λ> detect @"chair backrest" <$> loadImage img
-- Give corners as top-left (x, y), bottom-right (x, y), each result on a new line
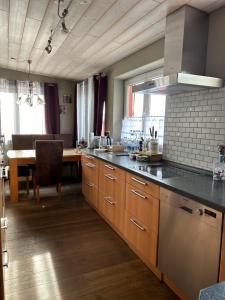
top-left (34, 140), bottom-right (63, 186)
top-left (12, 134), bottom-right (54, 150)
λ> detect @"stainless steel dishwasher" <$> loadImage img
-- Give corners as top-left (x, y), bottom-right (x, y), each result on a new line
top-left (158, 188), bottom-right (222, 300)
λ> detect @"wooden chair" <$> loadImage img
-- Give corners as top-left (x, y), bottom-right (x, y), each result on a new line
top-left (18, 167), bottom-right (30, 195)
top-left (33, 140), bottom-right (63, 202)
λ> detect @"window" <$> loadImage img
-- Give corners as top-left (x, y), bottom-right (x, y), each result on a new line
top-left (0, 92), bottom-right (18, 143)
top-left (19, 100), bottom-right (45, 134)
top-left (0, 79), bottom-right (45, 144)
top-left (122, 70), bottom-right (166, 150)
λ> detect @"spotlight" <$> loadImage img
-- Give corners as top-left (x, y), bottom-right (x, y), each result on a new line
top-left (45, 36), bottom-right (52, 54)
top-left (62, 8), bottom-right (68, 18)
top-left (61, 20), bottom-right (69, 33)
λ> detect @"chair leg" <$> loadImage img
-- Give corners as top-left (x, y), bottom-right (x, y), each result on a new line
top-left (36, 185), bottom-right (40, 203)
top-left (57, 183), bottom-right (62, 199)
top-left (26, 176), bottom-right (29, 195)
top-left (33, 176), bottom-right (36, 197)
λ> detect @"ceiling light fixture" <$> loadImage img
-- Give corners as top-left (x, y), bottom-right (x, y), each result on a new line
top-left (61, 19), bottom-right (69, 33)
top-left (17, 60), bottom-right (45, 107)
top-left (45, 0), bottom-right (71, 54)
top-left (58, 0), bottom-right (69, 33)
top-left (45, 30), bottom-right (53, 54)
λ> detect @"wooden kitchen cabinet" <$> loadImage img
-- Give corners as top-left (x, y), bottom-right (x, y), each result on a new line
top-left (0, 174), bottom-right (7, 300)
top-left (126, 172), bottom-right (159, 198)
top-left (219, 214), bottom-right (225, 281)
top-left (81, 155), bottom-right (161, 276)
top-left (125, 183), bottom-right (159, 233)
top-left (124, 210), bottom-right (158, 267)
top-left (124, 172), bottom-right (160, 268)
top-left (98, 161), bottom-right (125, 234)
top-left (81, 154), bottom-right (99, 208)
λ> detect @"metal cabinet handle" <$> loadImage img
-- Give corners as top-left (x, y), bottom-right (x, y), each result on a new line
top-left (130, 218), bottom-right (145, 231)
top-left (104, 196), bottom-right (116, 205)
top-left (1, 217), bottom-right (8, 229)
top-left (179, 206), bottom-right (193, 214)
top-left (85, 162), bottom-right (95, 168)
top-left (86, 183), bottom-right (94, 188)
top-left (105, 164), bottom-right (115, 170)
top-left (131, 189), bottom-right (147, 199)
top-left (104, 174), bottom-right (116, 180)
top-left (86, 155), bottom-right (94, 160)
top-left (131, 177), bottom-right (147, 186)
top-left (2, 250), bottom-right (9, 268)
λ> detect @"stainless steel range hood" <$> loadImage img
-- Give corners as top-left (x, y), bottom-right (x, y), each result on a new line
top-left (133, 6), bottom-right (224, 96)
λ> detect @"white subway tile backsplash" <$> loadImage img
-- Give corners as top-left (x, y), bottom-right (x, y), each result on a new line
top-left (164, 87), bottom-right (225, 171)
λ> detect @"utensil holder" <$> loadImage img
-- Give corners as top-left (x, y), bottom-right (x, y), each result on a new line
top-left (149, 139), bottom-right (159, 154)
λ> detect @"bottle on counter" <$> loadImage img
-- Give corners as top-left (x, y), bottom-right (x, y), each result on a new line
top-left (213, 144), bottom-right (225, 180)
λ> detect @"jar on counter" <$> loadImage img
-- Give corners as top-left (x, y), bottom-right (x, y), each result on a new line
top-left (149, 139), bottom-right (159, 154)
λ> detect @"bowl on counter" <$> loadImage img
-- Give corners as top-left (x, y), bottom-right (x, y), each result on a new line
top-left (129, 152), bottom-right (137, 160)
top-left (136, 154), bottom-right (150, 162)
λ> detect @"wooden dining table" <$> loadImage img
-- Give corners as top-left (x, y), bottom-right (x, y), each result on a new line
top-left (7, 149), bottom-right (82, 202)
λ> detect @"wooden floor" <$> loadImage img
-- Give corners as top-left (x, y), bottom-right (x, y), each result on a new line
top-left (4, 182), bottom-right (178, 300)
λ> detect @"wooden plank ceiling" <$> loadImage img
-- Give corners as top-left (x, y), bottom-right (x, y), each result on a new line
top-left (0, 0), bottom-right (224, 80)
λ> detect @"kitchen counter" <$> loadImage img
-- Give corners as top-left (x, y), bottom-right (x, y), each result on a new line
top-left (83, 149), bottom-right (225, 212)
top-left (199, 282), bottom-right (225, 300)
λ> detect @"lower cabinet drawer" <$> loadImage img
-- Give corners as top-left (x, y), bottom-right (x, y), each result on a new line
top-left (98, 191), bottom-right (124, 233)
top-left (82, 180), bottom-right (98, 208)
top-left (126, 183), bottom-right (159, 232)
top-left (126, 172), bottom-right (159, 198)
top-left (98, 191), bottom-right (116, 225)
top-left (82, 158), bottom-right (99, 187)
top-left (124, 211), bottom-right (158, 267)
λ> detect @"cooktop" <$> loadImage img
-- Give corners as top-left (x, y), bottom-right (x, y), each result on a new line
top-left (133, 164), bottom-right (198, 179)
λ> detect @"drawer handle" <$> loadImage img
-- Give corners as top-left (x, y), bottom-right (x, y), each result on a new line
top-left (86, 183), bottom-right (94, 188)
top-left (179, 206), bottom-right (193, 214)
top-left (2, 250), bottom-right (9, 268)
top-left (131, 189), bottom-right (147, 199)
top-left (1, 217), bottom-right (8, 229)
top-left (130, 218), bottom-right (145, 231)
top-left (105, 164), bottom-right (115, 170)
top-left (85, 162), bottom-right (95, 168)
top-left (131, 177), bottom-right (147, 186)
top-left (86, 155), bottom-right (94, 160)
top-left (104, 174), bottom-right (116, 180)
top-left (104, 197), bottom-right (116, 205)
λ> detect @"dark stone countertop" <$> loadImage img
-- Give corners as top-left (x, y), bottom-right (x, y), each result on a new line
top-left (199, 282), bottom-right (225, 300)
top-left (83, 149), bottom-right (225, 213)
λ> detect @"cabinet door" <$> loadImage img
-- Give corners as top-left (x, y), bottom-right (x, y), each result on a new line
top-left (82, 160), bottom-right (99, 186)
top-left (0, 178), bottom-right (5, 300)
top-left (126, 183), bottom-right (159, 233)
top-left (126, 172), bottom-right (159, 198)
top-left (82, 180), bottom-right (98, 208)
top-left (124, 211), bottom-right (158, 267)
top-left (98, 191), bottom-right (116, 224)
top-left (99, 162), bottom-right (125, 233)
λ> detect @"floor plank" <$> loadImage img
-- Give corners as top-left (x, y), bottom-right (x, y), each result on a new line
top-left (4, 182), bottom-right (178, 300)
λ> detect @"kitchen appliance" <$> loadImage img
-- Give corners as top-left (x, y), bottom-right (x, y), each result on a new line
top-left (133, 6), bottom-right (224, 96)
top-left (133, 164), bottom-right (199, 179)
top-left (158, 189), bottom-right (222, 300)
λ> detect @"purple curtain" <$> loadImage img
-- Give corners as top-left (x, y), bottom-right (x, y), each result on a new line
top-left (73, 84), bottom-right (77, 147)
top-left (44, 83), bottom-right (60, 134)
top-left (93, 74), bottom-right (107, 136)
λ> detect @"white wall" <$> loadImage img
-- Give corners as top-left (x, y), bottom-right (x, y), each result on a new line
top-left (163, 88), bottom-right (225, 170)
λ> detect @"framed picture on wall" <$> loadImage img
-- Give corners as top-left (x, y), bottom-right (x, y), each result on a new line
top-left (63, 95), bottom-right (72, 103)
